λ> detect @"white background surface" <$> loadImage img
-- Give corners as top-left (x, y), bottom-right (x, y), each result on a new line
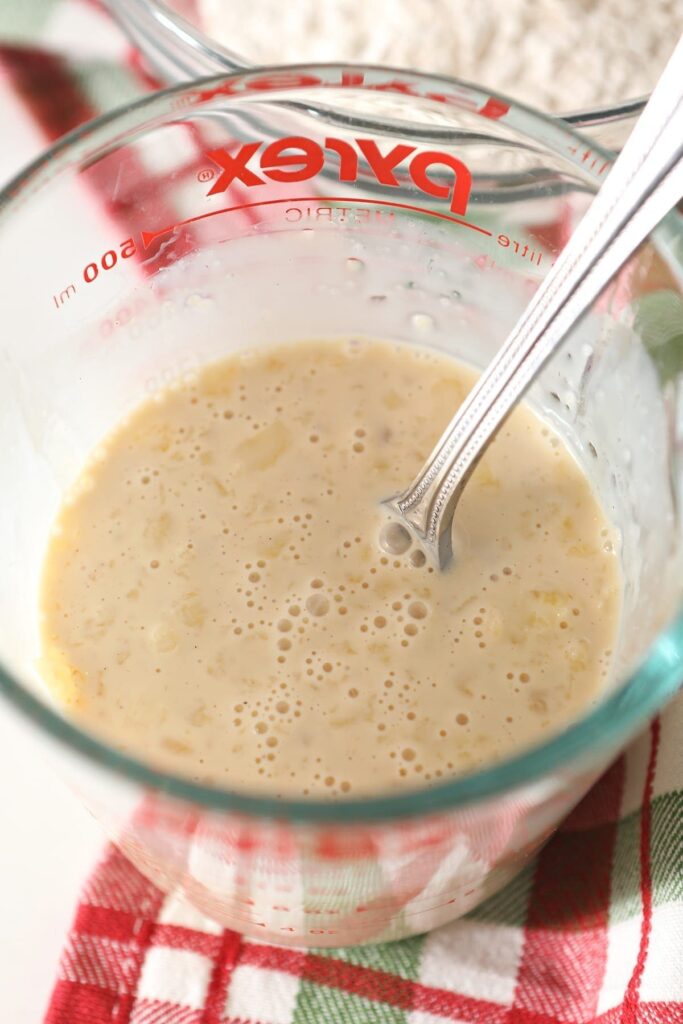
top-left (0, 707), bottom-right (103, 1021)
top-left (0, 82), bottom-right (104, 1022)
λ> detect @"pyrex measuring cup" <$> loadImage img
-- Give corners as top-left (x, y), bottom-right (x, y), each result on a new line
top-left (0, 67), bottom-right (682, 946)
top-left (107, 0), bottom-right (652, 150)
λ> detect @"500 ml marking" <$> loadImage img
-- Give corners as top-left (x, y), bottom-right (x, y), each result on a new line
top-left (52, 237), bottom-right (137, 310)
top-left (53, 283), bottom-right (76, 308)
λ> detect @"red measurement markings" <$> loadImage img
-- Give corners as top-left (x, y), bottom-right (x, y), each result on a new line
top-left (568, 145), bottom-right (611, 177)
top-left (497, 232), bottom-right (544, 266)
top-left (284, 205), bottom-right (394, 224)
top-left (188, 68), bottom-right (509, 124)
top-left (82, 238), bottom-right (138, 285)
top-left (139, 195), bottom-right (493, 249)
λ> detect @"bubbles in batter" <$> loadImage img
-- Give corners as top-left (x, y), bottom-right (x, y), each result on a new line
top-left (379, 521), bottom-right (413, 556)
top-left (39, 337), bottom-right (621, 798)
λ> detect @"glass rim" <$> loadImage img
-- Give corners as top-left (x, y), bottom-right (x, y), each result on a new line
top-left (0, 64), bottom-right (681, 824)
top-left (125, 0), bottom-right (650, 127)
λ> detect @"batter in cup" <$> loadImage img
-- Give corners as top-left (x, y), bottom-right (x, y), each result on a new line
top-left (39, 337), bottom-right (620, 797)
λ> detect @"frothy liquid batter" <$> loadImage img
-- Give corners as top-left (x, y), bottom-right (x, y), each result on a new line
top-left (40, 339), bottom-right (620, 797)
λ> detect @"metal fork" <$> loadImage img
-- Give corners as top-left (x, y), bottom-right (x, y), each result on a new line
top-left (384, 34), bottom-right (683, 569)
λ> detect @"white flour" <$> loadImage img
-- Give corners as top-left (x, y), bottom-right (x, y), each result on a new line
top-left (197, 0), bottom-right (680, 111)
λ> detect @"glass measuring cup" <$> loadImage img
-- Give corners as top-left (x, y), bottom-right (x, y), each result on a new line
top-left (107, 0), bottom-right (652, 150)
top-left (0, 66), bottom-right (682, 947)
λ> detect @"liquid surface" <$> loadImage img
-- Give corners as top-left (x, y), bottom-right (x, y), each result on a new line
top-left (40, 339), bottom-right (621, 797)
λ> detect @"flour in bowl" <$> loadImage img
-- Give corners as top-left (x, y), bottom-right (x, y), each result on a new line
top-left (197, 0), bottom-right (679, 112)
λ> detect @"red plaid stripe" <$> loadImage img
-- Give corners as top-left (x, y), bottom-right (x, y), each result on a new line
top-left (622, 720), bottom-right (661, 1022)
top-left (131, 1006), bottom-right (203, 1023)
top-left (509, 757), bottom-right (627, 1022)
top-left (43, 721), bottom-right (682, 1024)
top-left (46, 849), bottom-right (165, 1024)
top-left (201, 932), bottom-right (243, 1024)
top-left (0, 40), bottom-right (198, 276)
top-left (0, 46), bottom-right (95, 140)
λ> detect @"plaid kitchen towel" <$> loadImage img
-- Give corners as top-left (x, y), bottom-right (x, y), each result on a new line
top-left (0, 3), bottom-right (681, 1022)
top-left (42, 710), bottom-right (682, 1024)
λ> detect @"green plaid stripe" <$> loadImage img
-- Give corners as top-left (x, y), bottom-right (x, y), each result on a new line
top-left (73, 60), bottom-right (145, 115)
top-left (610, 812), bottom-right (642, 925)
top-left (319, 932), bottom-right (425, 979)
top-left (611, 791), bottom-right (683, 924)
top-left (650, 791), bottom-right (683, 906)
top-left (291, 913), bottom-right (425, 1020)
top-left (0, 0), bottom-right (55, 42)
top-left (295, 982), bottom-right (409, 1024)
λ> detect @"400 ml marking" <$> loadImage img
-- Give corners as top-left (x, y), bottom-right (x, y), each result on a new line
top-left (52, 237), bottom-right (137, 310)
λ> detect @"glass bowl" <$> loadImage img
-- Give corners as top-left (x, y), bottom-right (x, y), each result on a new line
top-left (0, 65), bottom-right (682, 947)
top-left (105, 0), bottom-right (652, 150)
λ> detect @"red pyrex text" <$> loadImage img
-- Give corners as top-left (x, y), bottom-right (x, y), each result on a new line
top-left (205, 136), bottom-right (473, 216)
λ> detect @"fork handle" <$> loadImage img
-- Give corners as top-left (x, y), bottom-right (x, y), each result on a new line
top-left (389, 34), bottom-right (683, 569)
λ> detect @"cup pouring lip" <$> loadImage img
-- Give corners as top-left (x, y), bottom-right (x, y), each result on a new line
top-left (104, 0), bottom-right (651, 133)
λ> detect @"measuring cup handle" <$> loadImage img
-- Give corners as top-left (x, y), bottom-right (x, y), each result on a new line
top-left (104, 0), bottom-right (252, 84)
top-left (389, 34), bottom-right (683, 568)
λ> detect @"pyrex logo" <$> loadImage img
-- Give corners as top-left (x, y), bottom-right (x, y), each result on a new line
top-left (205, 135), bottom-right (473, 216)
